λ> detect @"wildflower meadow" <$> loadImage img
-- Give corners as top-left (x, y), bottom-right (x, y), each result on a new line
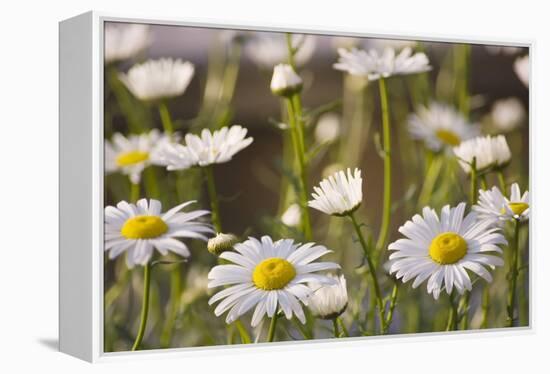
top-left (103, 22), bottom-right (530, 352)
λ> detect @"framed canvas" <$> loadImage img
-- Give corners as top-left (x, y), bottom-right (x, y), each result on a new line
top-left (59, 11), bottom-right (532, 362)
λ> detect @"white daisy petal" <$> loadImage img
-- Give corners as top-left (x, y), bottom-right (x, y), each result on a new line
top-left (208, 283), bottom-right (254, 305)
top-left (157, 125), bottom-right (253, 170)
top-left (453, 135), bottom-right (512, 174)
top-left (246, 33), bottom-right (315, 69)
top-left (251, 296), bottom-right (268, 327)
top-left (105, 24), bottom-right (150, 63)
top-left (334, 46), bottom-right (430, 80)
top-left (265, 291), bottom-right (278, 318)
top-left (119, 58), bottom-right (194, 101)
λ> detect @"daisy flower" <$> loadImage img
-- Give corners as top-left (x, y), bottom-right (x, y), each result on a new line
top-left (104, 23), bottom-right (150, 64)
top-left (490, 97), bottom-right (525, 133)
top-left (157, 125), bottom-right (253, 170)
top-left (453, 135), bottom-right (511, 174)
top-left (514, 55), bottom-right (529, 87)
top-left (104, 199), bottom-right (213, 267)
top-left (388, 203), bottom-right (506, 299)
top-left (474, 183), bottom-right (530, 225)
top-left (308, 168), bottom-right (362, 216)
top-left (333, 47), bottom-right (431, 80)
top-left (105, 129), bottom-right (172, 184)
top-left (208, 236), bottom-right (340, 326)
top-left (407, 102), bottom-right (480, 152)
top-left (307, 274), bottom-right (348, 320)
top-left (245, 33), bottom-right (316, 69)
top-left (119, 58), bottom-right (195, 101)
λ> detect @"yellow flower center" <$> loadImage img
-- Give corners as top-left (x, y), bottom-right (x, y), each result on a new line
top-left (121, 215), bottom-right (168, 239)
top-left (116, 151), bottom-right (149, 167)
top-left (429, 232), bottom-right (468, 264)
top-left (504, 202), bottom-right (529, 216)
top-left (436, 130), bottom-right (461, 146)
top-left (252, 258), bottom-right (296, 290)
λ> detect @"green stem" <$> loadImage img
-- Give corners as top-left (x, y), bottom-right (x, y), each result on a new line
top-left (332, 319), bottom-right (341, 338)
top-left (385, 283), bottom-right (399, 329)
top-left (506, 219), bottom-right (521, 327)
top-left (455, 44), bottom-right (471, 118)
top-left (234, 320), bottom-right (251, 344)
top-left (497, 169), bottom-right (507, 192)
top-left (226, 324), bottom-right (235, 345)
top-left (160, 264), bottom-right (183, 348)
top-left (445, 293), bottom-right (458, 331)
top-left (267, 314), bottom-right (279, 342)
top-left (480, 284), bottom-right (490, 329)
top-left (337, 317), bottom-right (349, 337)
top-left (107, 66), bottom-right (145, 133)
top-left (220, 42), bottom-right (242, 106)
top-left (130, 182), bottom-right (140, 203)
top-left (131, 263), bottom-right (152, 351)
top-left (459, 291), bottom-right (471, 330)
top-left (285, 33), bottom-right (296, 69)
top-left (293, 317), bottom-right (313, 340)
top-left (375, 77), bottom-right (392, 254)
top-left (285, 96), bottom-right (313, 241)
top-left (349, 213), bottom-right (387, 334)
top-left (144, 167), bottom-right (160, 200)
top-left (470, 157), bottom-right (478, 206)
top-left (480, 175), bottom-right (488, 190)
top-left (204, 166), bottom-right (222, 233)
top-left (158, 101), bottom-right (174, 135)
top-left (418, 153), bottom-right (443, 208)
top-left (518, 250), bottom-right (528, 326)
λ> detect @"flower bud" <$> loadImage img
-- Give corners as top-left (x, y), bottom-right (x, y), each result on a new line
top-left (314, 113), bottom-right (341, 144)
top-left (270, 63), bottom-right (303, 97)
top-left (281, 203), bottom-right (301, 227)
top-left (307, 274), bottom-right (348, 320)
top-left (207, 233), bottom-right (238, 256)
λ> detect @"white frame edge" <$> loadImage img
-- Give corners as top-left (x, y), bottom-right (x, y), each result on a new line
top-left (58, 10), bottom-right (534, 363)
top-left (59, 10), bottom-right (102, 363)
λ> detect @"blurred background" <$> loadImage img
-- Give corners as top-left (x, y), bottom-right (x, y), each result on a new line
top-left (104, 22), bottom-right (529, 351)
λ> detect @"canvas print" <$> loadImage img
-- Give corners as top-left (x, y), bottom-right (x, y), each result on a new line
top-left (103, 21), bottom-right (530, 352)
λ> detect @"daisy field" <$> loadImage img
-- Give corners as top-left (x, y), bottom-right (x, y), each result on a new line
top-left (103, 22), bottom-right (530, 352)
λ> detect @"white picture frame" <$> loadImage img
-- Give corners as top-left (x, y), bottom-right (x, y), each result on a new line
top-left (59, 10), bottom-right (533, 363)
